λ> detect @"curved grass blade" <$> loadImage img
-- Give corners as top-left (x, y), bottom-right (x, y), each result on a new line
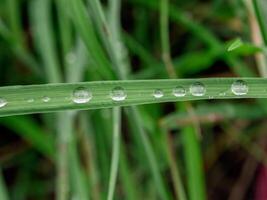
top-left (0, 78), bottom-right (266, 117)
top-left (0, 116), bottom-right (55, 158)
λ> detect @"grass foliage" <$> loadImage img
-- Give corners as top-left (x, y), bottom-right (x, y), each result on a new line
top-left (0, 0), bottom-right (267, 199)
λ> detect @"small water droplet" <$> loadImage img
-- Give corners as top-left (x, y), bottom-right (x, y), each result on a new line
top-left (208, 96), bottom-right (214, 99)
top-left (111, 87), bottom-right (127, 101)
top-left (190, 82), bottom-right (206, 96)
top-left (27, 98), bottom-right (34, 103)
top-left (0, 98), bottom-right (7, 108)
top-left (173, 86), bottom-right (186, 97)
top-left (219, 92), bottom-right (226, 96)
top-left (231, 80), bottom-right (248, 95)
top-left (72, 87), bottom-right (92, 104)
top-left (153, 89), bottom-right (164, 99)
top-left (42, 96), bottom-right (50, 102)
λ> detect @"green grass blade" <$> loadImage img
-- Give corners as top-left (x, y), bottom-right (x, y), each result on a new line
top-left (6, 0), bottom-right (23, 45)
top-left (0, 116), bottom-right (54, 158)
top-left (119, 143), bottom-right (141, 200)
top-left (0, 169), bottom-right (9, 200)
top-left (67, 113), bottom-right (89, 200)
top-left (126, 107), bottom-right (170, 200)
top-left (160, 0), bottom-right (176, 79)
top-left (0, 78), bottom-right (267, 117)
top-left (161, 127), bottom-right (187, 200)
top-left (252, 0), bottom-right (267, 45)
top-left (67, 0), bottom-right (114, 79)
top-left (107, 107), bottom-right (121, 200)
top-left (30, 0), bottom-right (62, 83)
top-left (182, 126), bottom-right (206, 200)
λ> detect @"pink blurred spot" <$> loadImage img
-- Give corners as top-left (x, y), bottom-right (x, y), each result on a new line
top-left (255, 165), bottom-right (267, 200)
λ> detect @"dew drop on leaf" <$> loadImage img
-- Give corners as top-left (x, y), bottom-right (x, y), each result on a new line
top-left (111, 87), bottom-right (127, 101)
top-left (190, 82), bottom-right (206, 96)
top-left (231, 80), bottom-right (248, 95)
top-left (0, 98), bottom-right (7, 108)
top-left (72, 87), bottom-right (92, 104)
top-left (42, 96), bottom-right (51, 102)
top-left (153, 89), bottom-right (164, 99)
top-left (27, 98), bottom-right (34, 103)
top-left (173, 86), bottom-right (186, 97)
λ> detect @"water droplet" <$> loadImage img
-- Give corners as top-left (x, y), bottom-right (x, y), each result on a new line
top-left (42, 96), bottom-right (50, 102)
top-left (190, 82), bottom-right (206, 96)
top-left (110, 87), bottom-right (127, 101)
top-left (153, 89), bottom-right (164, 99)
top-left (219, 92), bottom-right (226, 96)
top-left (173, 86), bottom-right (186, 97)
top-left (231, 80), bottom-right (248, 95)
top-left (0, 98), bottom-right (7, 108)
top-left (208, 96), bottom-right (214, 99)
top-left (72, 87), bottom-right (92, 104)
top-left (27, 98), bottom-right (34, 103)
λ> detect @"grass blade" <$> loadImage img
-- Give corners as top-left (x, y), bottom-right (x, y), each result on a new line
top-left (30, 0), bottom-right (62, 83)
top-left (0, 78), bottom-right (267, 117)
top-left (182, 126), bottom-right (206, 200)
top-left (252, 0), bottom-right (267, 45)
top-left (0, 169), bottom-right (9, 200)
top-left (0, 116), bottom-right (54, 158)
top-left (126, 107), bottom-right (170, 200)
top-left (107, 107), bottom-right (121, 200)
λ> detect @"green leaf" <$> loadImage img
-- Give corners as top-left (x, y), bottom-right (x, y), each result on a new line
top-left (227, 38), bottom-right (243, 51)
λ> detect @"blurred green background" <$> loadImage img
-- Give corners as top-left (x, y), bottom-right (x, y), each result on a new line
top-left (0, 0), bottom-right (267, 199)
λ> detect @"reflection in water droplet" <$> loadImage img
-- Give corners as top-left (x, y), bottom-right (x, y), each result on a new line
top-left (190, 82), bottom-right (206, 96)
top-left (111, 87), bottom-right (127, 101)
top-left (153, 89), bottom-right (164, 99)
top-left (42, 96), bottom-right (51, 102)
top-left (173, 86), bottom-right (186, 97)
top-left (231, 80), bottom-right (248, 95)
top-left (0, 98), bottom-right (7, 108)
top-left (72, 87), bottom-right (92, 104)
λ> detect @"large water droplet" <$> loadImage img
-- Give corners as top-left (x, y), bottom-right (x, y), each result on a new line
top-left (190, 82), bottom-right (206, 96)
top-left (72, 87), bottom-right (92, 104)
top-left (153, 89), bottom-right (164, 99)
top-left (0, 98), bottom-right (7, 108)
top-left (173, 86), bottom-right (186, 97)
top-left (42, 96), bottom-right (50, 102)
top-left (231, 80), bottom-right (248, 95)
top-left (110, 87), bottom-right (127, 101)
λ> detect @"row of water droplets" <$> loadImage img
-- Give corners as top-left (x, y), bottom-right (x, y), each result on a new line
top-left (0, 80), bottom-right (249, 108)
top-left (71, 80), bottom-right (248, 103)
top-left (0, 95), bottom-right (51, 108)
